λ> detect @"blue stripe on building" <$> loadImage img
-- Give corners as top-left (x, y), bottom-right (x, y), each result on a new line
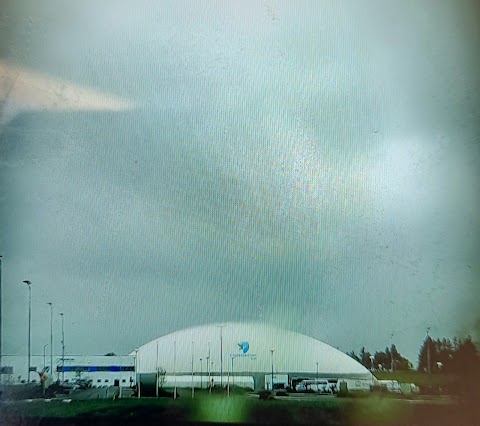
top-left (56, 366), bottom-right (134, 372)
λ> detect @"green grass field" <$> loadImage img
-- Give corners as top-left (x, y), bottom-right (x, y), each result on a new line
top-left (0, 392), bottom-right (475, 426)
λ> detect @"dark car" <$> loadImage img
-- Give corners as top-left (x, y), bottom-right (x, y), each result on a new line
top-left (72, 379), bottom-right (92, 390)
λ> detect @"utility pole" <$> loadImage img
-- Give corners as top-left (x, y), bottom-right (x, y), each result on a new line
top-left (23, 281), bottom-right (32, 383)
top-left (390, 333), bottom-right (394, 372)
top-left (191, 341), bottom-right (194, 399)
top-left (43, 344), bottom-right (48, 370)
top-left (60, 313), bottom-right (65, 382)
top-left (370, 355), bottom-right (375, 385)
top-left (207, 341), bottom-right (210, 391)
top-left (426, 327), bottom-right (431, 374)
top-left (211, 361), bottom-right (214, 393)
top-left (205, 358), bottom-right (208, 389)
top-left (134, 349), bottom-right (141, 399)
top-left (218, 325), bottom-right (225, 387)
top-left (173, 340), bottom-right (177, 400)
top-left (137, 350), bottom-right (141, 398)
top-left (270, 349), bottom-right (275, 391)
top-left (156, 341), bottom-right (159, 398)
top-left (227, 353), bottom-right (230, 397)
top-left (47, 303), bottom-right (53, 378)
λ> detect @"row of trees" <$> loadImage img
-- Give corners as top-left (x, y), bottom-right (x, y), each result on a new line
top-left (348, 335), bottom-right (480, 374)
top-left (347, 345), bottom-right (412, 372)
top-left (418, 336), bottom-right (480, 375)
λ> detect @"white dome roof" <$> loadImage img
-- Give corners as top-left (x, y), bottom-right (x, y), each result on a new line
top-left (131, 322), bottom-right (371, 378)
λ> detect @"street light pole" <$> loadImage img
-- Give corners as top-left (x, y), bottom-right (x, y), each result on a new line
top-left (200, 358), bottom-right (203, 390)
top-left (426, 327), bottom-right (431, 374)
top-left (218, 325), bottom-right (225, 388)
top-left (207, 340), bottom-right (210, 391)
top-left (43, 344), bottom-right (48, 370)
top-left (211, 361), bottom-right (215, 392)
top-left (316, 362), bottom-right (319, 380)
top-left (137, 349), bottom-right (141, 398)
top-left (390, 333), bottom-right (394, 372)
top-left (191, 341), bottom-right (194, 399)
top-left (156, 341), bottom-right (159, 398)
top-left (47, 303), bottom-right (53, 378)
top-left (23, 281), bottom-right (32, 383)
top-left (60, 313), bottom-right (65, 382)
top-left (270, 349), bottom-right (275, 391)
top-left (173, 340), bottom-right (177, 400)
top-left (134, 349), bottom-right (140, 399)
top-left (227, 354), bottom-right (230, 397)
top-left (206, 356), bottom-right (209, 390)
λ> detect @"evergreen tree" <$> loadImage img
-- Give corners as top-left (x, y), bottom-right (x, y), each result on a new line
top-left (451, 336), bottom-right (480, 375)
top-left (346, 350), bottom-right (360, 363)
top-left (390, 344), bottom-right (412, 370)
top-left (374, 349), bottom-right (390, 371)
top-left (359, 346), bottom-right (372, 369)
top-left (417, 336), bottom-right (436, 373)
top-left (417, 334), bottom-right (480, 375)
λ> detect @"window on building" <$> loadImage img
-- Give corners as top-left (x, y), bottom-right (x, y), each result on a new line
top-left (97, 379), bottom-right (101, 383)
top-left (104, 379), bottom-right (109, 382)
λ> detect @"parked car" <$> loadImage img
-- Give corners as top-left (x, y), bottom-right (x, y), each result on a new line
top-left (71, 379), bottom-right (93, 390)
top-left (295, 379), bottom-right (330, 393)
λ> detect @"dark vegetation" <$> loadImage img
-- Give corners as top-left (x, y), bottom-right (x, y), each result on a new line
top-left (347, 334), bottom-right (480, 376)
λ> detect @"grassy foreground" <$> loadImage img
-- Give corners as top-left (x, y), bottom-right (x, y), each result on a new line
top-left (1, 392), bottom-right (478, 426)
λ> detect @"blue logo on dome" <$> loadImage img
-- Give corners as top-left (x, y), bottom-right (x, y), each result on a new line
top-left (238, 342), bottom-right (249, 354)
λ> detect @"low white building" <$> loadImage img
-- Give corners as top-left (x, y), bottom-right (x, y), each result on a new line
top-left (0, 354), bottom-right (134, 387)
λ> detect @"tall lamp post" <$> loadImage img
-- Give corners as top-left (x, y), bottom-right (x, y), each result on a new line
top-left (205, 358), bottom-right (209, 388)
top-left (47, 303), bottom-right (53, 378)
top-left (23, 280), bottom-right (32, 383)
top-left (269, 349), bottom-right (275, 391)
top-left (134, 349), bottom-right (140, 399)
top-left (207, 340), bottom-right (210, 391)
top-left (191, 341), bottom-right (194, 399)
top-left (316, 362), bottom-right (319, 380)
top-left (218, 325), bottom-right (225, 387)
top-left (200, 358), bottom-right (203, 390)
top-left (43, 344), bottom-right (48, 370)
top-left (390, 333), bottom-right (394, 372)
top-left (60, 313), bottom-right (65, 382)
top-left (426, 327), bottom-right (431, 374)
top-left (173, 341), bottom-right (177, 400)
top-left (211, 361), bottom-right (215, 392)
top-left (370, 355), bottom-right (375, 385)
top-left (156, 341), bottom-right (159, 398)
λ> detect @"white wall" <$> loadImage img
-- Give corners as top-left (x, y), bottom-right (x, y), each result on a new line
top-left (0, 355), bottom-right (134, 386)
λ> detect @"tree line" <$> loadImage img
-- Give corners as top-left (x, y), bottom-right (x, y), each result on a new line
top-left (418, 335), bottom-right (480, 375)
top-left (346, 345), bottom-right (412, 372)
top-left (347, 335), bottom-right (480, 374)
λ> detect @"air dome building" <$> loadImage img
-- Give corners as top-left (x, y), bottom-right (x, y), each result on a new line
top-left (130, 322), bottom-right (373, 391)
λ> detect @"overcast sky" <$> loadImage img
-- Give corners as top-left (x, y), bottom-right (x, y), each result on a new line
top-left (1, 0), bottom-right (479, 365)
